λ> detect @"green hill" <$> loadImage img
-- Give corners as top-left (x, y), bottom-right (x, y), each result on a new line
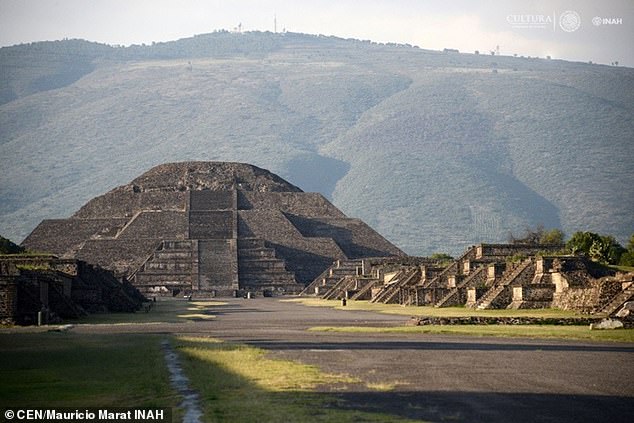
top-left (1, 31), bottom-right (632, 255)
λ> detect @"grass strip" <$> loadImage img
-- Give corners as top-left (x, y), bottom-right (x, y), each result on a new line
top-left (308, 325), bottom-right (634, 343)
top-left (174, 336), bottom-right (420, 422)
top-left (0, 333), bottom-right (178, 409)
top-left (286, 298), bottom-right (588, 318)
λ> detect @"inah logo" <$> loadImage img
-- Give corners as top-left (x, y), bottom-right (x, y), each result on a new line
top-left (592, 16), bottom-right (623, 26)
top-left (559, 10), bottom-right (581, 32)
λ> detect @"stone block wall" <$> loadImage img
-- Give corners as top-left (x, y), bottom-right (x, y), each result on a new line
top-left (475, 244), bottom-right (563, 259)
top-left (510, 284), bottom-right (556, 309)
top-left (189, 211), bottom-right (236, 239)
top-left (190, 190), bottom-right (235, 211)
top-left (0, 279), bottom-right (17, 323)
top-left (198, 239), bottom-right (238, 292)
top-left (553, 278), bottom-right (623, 312)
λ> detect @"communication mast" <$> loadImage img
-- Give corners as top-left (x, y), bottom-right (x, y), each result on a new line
top-left (274, 14), bottom-right (277, 33)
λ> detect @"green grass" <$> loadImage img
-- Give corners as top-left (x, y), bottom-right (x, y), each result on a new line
top-left (0, 333), bottom-right (178, 409)
top-left (309, 325), bottom-right (634, 343)
top-left (175, 336), bottom-right (420, 422)
top-left (287, 298), bottom-right (587, 318)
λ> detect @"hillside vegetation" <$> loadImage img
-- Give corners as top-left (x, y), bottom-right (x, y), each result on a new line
top-left (1, 31), bottom-right (633, 255)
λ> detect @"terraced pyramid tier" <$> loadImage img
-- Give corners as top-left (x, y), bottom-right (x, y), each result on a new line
top-left (23, 162), bottom-right (404, 296)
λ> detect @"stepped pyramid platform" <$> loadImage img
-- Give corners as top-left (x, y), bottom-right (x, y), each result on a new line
top-left (23, 162), bottom-right (404, 296)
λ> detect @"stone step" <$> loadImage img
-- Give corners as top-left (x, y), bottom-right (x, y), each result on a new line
top-left (238, 268), bottom-right (294, 279)
top-left (145, 262), bottom-right (192, 271)
top-left (154, 251), bottom-right (192, 260)
top-left (139, 267), bottom-right (193, 275)
top-left (601, 285), bottom-right (634, 315)
top-left (135, 273), bottom-right (192, 283)
top-left (435, 266), bottom-right (488, 307)
top-left (161, 241), bottom-right (193, 250)
top-left (237, 238), bottom-right (267, 249)
top-left (238, 260), bottom-right (288, 271)
top-left (237, 248), bottom-right (277, 259)
top-left (239, 274), bottom-right (296, 284)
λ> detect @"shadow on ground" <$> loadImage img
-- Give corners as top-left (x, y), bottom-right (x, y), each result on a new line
top-left (175, 337), bottom-right (634, 423)
top-left (329, 390), bottom-right (633, 423)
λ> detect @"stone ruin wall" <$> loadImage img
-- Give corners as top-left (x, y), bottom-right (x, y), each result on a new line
top-left (476, 244), bottom-right (563, 259)
top-left (0, 278), bottom-right (17, 324)
top-left (553, 278), bottom-right (624, 313)
top-left (0, 255), bottom-right (144, 324)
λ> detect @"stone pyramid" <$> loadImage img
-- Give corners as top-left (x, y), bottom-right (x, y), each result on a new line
top-left (23, 162), bottom-right (404, 296)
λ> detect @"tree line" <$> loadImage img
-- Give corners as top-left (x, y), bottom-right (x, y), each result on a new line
top-left (509, 226), bottom-right (634, 267)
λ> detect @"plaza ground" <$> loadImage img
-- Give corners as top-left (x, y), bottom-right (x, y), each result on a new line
top-left (1, 297), bottom-right (633, 422)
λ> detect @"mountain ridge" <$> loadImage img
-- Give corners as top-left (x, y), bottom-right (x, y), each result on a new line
top-left (1, 31), bottom-right (632, 255)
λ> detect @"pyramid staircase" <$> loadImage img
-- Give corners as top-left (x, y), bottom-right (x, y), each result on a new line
top-left (129, 240), bottom-right (194, 294)
top-left (349, 278), bottom-right (381, 300)
top-left (435, 266), bottom-right (488, 308)
top-left (300, 259), bottom-right (364, 297)
top-left (370, 267), bottom-right (420, 304)
top-left (421, 246), bottom-right (477, 290)
top-left (237, 238), bottom-right (299, 293)
top-left (473, 258), bottom-right (534, 310)
top-left (599, 282), bottom-right (634, 316)
top-left (321, 276), bottom-right (371, 300)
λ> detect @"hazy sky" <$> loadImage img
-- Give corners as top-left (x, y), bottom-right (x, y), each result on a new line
top-left (1, 0), bottom-right (632, 66)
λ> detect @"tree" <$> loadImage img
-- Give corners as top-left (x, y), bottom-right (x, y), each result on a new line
top-left (566, 231), bottom-right (600, 255)
top-left (618, 234), bottom-right (634, 267)
top-left (430, 253), bottom-right (454, 262)
top-left (0, 235), bottom-right (25, 254)
top-left (566, 231), bottom-right (625, 265)
top-left (508, 225), bottom-right (564, 245)
top-left (540, 229), bottom-right (564, 245)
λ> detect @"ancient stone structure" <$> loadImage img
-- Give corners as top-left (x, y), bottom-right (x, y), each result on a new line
top-left (23, 162), bottom-right (404, 297)
top-left (305, 243), bottom-right (634, 316)
top-left (0, 255), bottom-right (144, 325)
